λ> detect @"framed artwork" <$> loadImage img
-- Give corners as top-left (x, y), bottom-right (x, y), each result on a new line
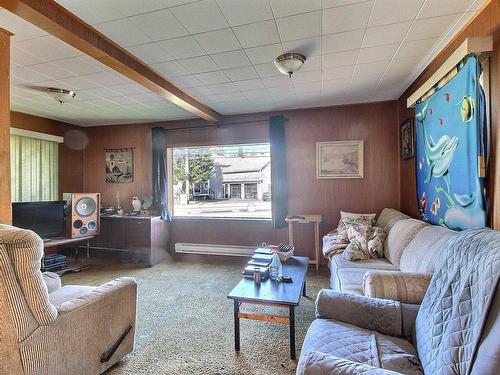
top-left (316, 140), bottom-right (364, 179)
top-left (105, 148), bottom-right (134, 183)
top-left (400, 118), bottom-right (414, 159)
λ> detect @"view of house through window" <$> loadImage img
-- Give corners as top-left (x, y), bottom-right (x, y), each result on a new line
top-left (172, 143), bottom-right (271, 219)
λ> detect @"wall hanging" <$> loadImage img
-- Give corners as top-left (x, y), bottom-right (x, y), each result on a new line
top-left (316, 140), bottom-right (363, 179)
top-left (105, 148), bottom-right (134, 183)
top-left (414, 55), bottom-right (487, 230)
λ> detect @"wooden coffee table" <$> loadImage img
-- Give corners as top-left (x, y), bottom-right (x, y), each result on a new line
top-left (227, 256), bottom-right (309, 360)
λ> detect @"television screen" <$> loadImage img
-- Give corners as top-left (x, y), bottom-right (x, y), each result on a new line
top-left (12, 201), bottom-right (66, 239)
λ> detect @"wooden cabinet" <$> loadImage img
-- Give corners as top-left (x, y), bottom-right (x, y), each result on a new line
top-left (89, 216), bottom-right (169, 266)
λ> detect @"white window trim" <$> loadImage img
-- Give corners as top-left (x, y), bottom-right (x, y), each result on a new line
top-left (10, 127), bottom-right (64, 143)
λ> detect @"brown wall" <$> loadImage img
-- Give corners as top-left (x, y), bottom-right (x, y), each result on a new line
top-left (10, 111), bottom-right (86, 198)
top-left (398, 0), bottom-right (500, 228)
top-left (81, 102), bottom-right (400, 259)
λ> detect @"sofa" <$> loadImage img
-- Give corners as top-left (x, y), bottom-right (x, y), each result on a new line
top-left (297, 227), bottom-right (500, 374)
top-left (329, 208), bottom-right (456, 301)
top-left (0, 224), bottom-right (137, 375)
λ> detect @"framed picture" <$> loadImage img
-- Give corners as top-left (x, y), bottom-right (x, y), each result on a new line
top-left (105, 148), bottom-right (134, 183)
top-left (400, 118), bottom-right (414, 159)
top-left (316, 140), bottom-right (364, 179)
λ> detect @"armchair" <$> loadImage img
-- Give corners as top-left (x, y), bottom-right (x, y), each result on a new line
top-left (0, 225), bottom-right (137, 375)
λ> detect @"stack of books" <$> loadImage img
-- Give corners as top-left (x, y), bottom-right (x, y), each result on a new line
top-left (242, 248), bottom-right (274, 279)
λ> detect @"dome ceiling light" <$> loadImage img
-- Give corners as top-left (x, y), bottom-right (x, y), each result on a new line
top-left (47, 87), bottom-right (76, 105)
top-left (274, 53), bottom-right (306, 77)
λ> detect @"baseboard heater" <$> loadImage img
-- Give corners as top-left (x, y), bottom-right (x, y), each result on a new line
top-left (175, 243), bottom-right (254, 257)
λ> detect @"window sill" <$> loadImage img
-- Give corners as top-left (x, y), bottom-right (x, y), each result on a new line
top-left (172, 216), bottom-right (273, 223)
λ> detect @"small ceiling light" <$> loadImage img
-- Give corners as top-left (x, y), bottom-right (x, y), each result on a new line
top-left (274, 53), bottom-right (306, 77)
top-left (47, 87), bottom-right (76, 104)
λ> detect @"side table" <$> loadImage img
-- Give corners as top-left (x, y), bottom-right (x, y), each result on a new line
top-left (285, 215), bottom-right (322, 270)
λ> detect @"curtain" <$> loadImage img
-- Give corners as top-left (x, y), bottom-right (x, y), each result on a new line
top-left (152, 127), bottom-right (172, 221)
top-left (10, 135), bottom-right (58, 202)
top-left (269, 115), bottom-right (288, 228)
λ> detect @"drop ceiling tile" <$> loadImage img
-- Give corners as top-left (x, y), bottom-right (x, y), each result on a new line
top-left (395, 37), bottom-right (439, 59)
top-left (15, 36), bottom-right (81, 63)
top-left (196, 82), bottom-right (239, 94)
top-left (126, 43), bottom-right (174, 64)
top-left (282, 37), bottom-right (321, 57)
top-left (53, 56), bottom-right (104, 76)
top-left (277, 11), bottom-right (322, 42)
top-left (84, 72), bottom-right (128, 86)
top-left (192, 70), bottom-right (230, 85)
top-left (292, 70), bottom-right (322, 83)
top-left (210, 50), bottom-right (252, 69)
top-left (407, 14), bottom-right (462, 41)
top-left (94, 19), bottom-right (151, 47)
top-left (178, 55), bottom-right (220, 74)
top-left (418, 0), bottom-right (472, 19)
top-left (58, 76), bottom-right (100, 90)
top-left (217, 0), bottom-right (273, 26)
top-left (56, 0), bottom-right (124, 24)
top-left (28, 62), bottom-right (76, 79)
top-left (262, 75), bottom-right (294, 89)
top-left (108, 84), bottom-right (147, 95)
top-left (129, 8), bottom-right (188, 41)
top-left (323, 1), bottom-right (372, 34)
top-left (161, 0), bottom-right (200, 6)
top-left (363, 22), bottom-right (411, 48)
top-left (10, 47), bottom-right (45, 66)
top-left (194, 29), bottom-right (241, 54)
top-left (11, 67), bottom-right (51, 83)
top-left (170, 0), bottom-right (229, 33)
top-left (301, 55), bottom-right (321, 71)
top-left (322, 65), bottom-right (355, 80)
top-left (322, 50), bottom-right (359, 69)
top-left (369, 0), bottom-right (425, 27)
top-left (172, 75), bottom-right (203, 88)
top-left (156, 36), bottom-right (206, 59)
top-left (323, 29), bottom-right (364, 54)
top-left (153, 60), bottom-right (190, 76)
top-left (245, 43), bottom-right (283, 65)
top-left (234, 79), bottom-right (265, 91)
top-left (243, 89), bottom-right (271, 100)
top-left (109, 0), bottom-right (167, 17)
top-left (224, 66), bottom-right (259, 81)
top-left (254, 63), bottom-right (281, 78)
top-left (233, 20), bottom-right (280, 48)
top-left (80, 87), bottom-right (126, 99)
top-left (358, 43), bottom-right (398, 63)
top-left (354, 60), bottom-right (389, 76)
top-left (293, 81), bottom-right (322, 93)
top-left (270, 0), bottom-right (321, 18)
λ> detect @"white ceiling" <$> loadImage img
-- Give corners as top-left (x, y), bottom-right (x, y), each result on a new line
top-left (2, 0), bottom-right (488, 126)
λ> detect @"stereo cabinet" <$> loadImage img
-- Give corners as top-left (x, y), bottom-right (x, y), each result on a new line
top-left (89, 215), bottom-right (169, 266)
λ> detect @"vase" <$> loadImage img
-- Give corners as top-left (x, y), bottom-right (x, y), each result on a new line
top-left (131, 197), bottom-right (142, 211)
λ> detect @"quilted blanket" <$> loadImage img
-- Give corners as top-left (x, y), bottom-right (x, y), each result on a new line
top-left (415, 228), bottom-right (500, 375)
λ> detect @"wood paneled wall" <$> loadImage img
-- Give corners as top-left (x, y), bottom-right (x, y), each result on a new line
top-left (0, 30), bottom-right (12, 224)
top-left (81, 102), bottom-right (400, 259)
top-left (398, 0), bottom-right (500, 229)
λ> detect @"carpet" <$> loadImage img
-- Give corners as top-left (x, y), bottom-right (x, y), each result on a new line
top-left (62, 255), bottom-right (329, 375)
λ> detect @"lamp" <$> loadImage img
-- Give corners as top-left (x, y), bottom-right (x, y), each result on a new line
top-left (274, 53), bottom-right (306, 77)
top-left (47, 88), bottom-right (76, 104)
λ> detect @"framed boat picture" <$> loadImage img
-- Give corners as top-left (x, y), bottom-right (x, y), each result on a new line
top-left (316, 140), bottom-right (364, 179)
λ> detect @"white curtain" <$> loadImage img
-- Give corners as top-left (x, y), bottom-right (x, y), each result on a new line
top-left (10, 134), bottom-right (59, 202)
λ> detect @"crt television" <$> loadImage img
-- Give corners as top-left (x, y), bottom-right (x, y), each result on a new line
top-left (12, 201), bottom-right (66, 239)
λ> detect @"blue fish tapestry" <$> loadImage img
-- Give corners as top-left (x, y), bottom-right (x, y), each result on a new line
top-left (415, 55), bottom-right (487, 230)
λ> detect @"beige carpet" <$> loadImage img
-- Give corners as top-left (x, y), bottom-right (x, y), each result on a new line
top-left (62, 255), bottom-right (329, 375)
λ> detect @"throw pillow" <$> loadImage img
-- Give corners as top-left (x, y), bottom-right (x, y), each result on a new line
top-left (340, 211), bottom-right (376, 224)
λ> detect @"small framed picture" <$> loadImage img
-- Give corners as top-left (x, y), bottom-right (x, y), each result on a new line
top-left (316, 140), bottom-right (364, 179)
top-left (400, 119), bottom-right (414, 159)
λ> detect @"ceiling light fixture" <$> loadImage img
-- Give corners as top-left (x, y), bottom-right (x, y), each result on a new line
top-left (47, 87), bottom-right (76, 105)
top-left (274, 53), bottom-right (306, 77)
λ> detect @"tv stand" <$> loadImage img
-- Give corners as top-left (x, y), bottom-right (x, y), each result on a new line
top-left (43, 236), bottom-right (96, 275)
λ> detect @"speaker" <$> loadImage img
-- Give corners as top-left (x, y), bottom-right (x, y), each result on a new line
top-left (64, 193), bottom-right (100, 238)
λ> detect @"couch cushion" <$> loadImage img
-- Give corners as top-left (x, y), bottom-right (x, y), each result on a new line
top-left (375, 208), bottom-right (411, 233)
top-left (298, 319), bottom-right (423, 374)
top-left (329, 255), bottom-right (398, 293)
top-left (49, 285), bottom-right (95, 307)
top-left (400, 226), bottom-right (456, 273)
top-left (384, 219), bottom-right (427, 268)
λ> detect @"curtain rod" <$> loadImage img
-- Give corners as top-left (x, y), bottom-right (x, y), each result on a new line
top-left (159, 118), bottom-right (270, 132)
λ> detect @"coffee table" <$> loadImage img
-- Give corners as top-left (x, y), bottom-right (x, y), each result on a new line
top-left (227, 256), bottom-right (309, 360)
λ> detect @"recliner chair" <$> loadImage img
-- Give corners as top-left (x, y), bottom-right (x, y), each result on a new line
top-left (0, 225), bottom-right (137, 375)
top-left (297, 228), bottom-right (500, 374)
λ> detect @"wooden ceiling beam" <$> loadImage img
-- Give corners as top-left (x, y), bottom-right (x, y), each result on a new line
top-left (1, 0), bottom-right (220, 122)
